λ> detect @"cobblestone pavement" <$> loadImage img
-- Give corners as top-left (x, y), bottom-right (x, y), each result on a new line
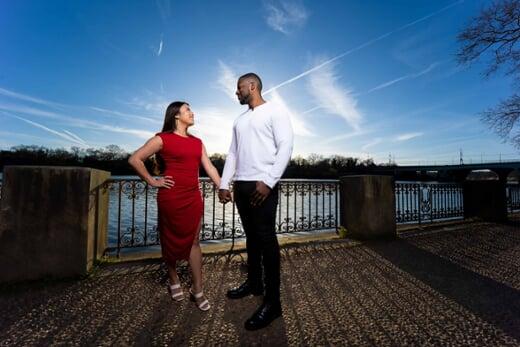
top-left (1, 221), bottom-right (519, 346)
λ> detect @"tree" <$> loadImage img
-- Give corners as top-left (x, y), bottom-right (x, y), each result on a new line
top-left (457, 0), bottom-right (520, 148)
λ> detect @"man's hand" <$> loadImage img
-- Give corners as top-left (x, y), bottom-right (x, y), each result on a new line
top-left (219, 189), bottom-right (232, 204)
top-left (250, 181), bottom-right (271, 207)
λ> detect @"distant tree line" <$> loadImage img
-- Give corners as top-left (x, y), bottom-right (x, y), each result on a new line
top-left (0, 145), bottom-right (386, 178)
top-left (0, 145), bottom-right (133, 175)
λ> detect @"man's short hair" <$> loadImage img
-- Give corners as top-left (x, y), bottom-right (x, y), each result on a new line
top-left (239, 72), bottom-right (263, 92)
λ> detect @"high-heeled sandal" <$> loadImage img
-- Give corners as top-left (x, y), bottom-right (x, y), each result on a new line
top-left (189, 288), bottom-right (211, 311)
top-left (168, 283), bottom-right (184, 302)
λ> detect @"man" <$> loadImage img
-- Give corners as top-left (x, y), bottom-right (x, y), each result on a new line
top-left (219, 72), bottom-right (294, 330)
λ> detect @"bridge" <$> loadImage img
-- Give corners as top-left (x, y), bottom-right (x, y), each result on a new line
top-left (368, 161), bottom-right (520, 182)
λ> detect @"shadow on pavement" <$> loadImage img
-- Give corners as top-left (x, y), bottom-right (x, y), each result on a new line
top-left (367, 237), bottom-right (520, 341)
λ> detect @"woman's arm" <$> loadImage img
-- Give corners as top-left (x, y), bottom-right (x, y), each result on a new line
top-left (128, 136), bottom-right (174, 189)
top-left (201, 144), bottom-right (221, 188)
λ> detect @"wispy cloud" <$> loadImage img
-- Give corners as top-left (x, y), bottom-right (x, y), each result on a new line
top-left (0, 102), bottom-right (63, 119)
top-left (263, 0), bottom-right (463, 94)
top-left (0, 101), bottom-right (155, 139)
top-left (264, 0), bottom-right (309, 35)
top-left (306, 59), bottom-right (362, 130)
top-left (0, 130), bottom-right (76, 147)
top-left (395, 132), bottom-right (424, 141)
top-left (156, 0), bottom-right (171, 21)
top-left (157, 37), bottom-right (163, 56)
top-left (90, 106), bottom-right (161, 124)
top-left (3, 112), bottom-right (88, 146)
top-left (151, 35), bottom-right (164, 56)
top-left (91, 124), bottom-right (154, 139)
top-left (189, 106), bottom-right (238, 153)
top-left (365, 62), bottom-right (440, 95)
top-left (216, 60), bottom-right (238, 101)
top-left (0, 86), bottom-right (160, 125)
top-left (0, 87), bottom-right (65, 109)
top-left (268, 90), bottom-right (314, 137)
top-left (121, 95), bottom-right (169, 114)
top-left (214, 61), bottom-right (313, 137)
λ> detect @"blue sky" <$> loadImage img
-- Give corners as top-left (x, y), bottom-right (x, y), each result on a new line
top-left (0, 0), bottom-right (517, 165)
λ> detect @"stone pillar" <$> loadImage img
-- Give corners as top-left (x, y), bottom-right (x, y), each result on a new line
top-left (0, 166), bottom-right (111, 283)
top-left (463, 180), bottom-right (507, 222)
top-left (340, 175), bottom-right (396, 240)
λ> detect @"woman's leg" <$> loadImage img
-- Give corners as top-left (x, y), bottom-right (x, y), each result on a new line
top-left (166, 260), bottom-right (184, 301)
top-left (167, 262), bottom-right (180, 285)
top-left (188, 223), bottom-right (209, 309)
top-left (189, 222), bottom-right (203, 293)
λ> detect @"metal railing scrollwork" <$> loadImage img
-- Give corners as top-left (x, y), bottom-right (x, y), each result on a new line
top-left (106, 178), bottom-right (340, 255)
top-left (395, 182), bottom-right (464, 224)
top-left (507, 184), bottom-right (520, 212)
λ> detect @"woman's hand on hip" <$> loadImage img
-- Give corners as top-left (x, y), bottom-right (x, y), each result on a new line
top-left (149, 176), bottom-right (175, 189)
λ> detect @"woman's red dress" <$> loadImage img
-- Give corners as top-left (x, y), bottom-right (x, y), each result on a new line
top-left (156, 132), bottom-right (203, 266)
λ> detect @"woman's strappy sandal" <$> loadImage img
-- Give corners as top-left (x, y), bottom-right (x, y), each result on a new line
top-left (168, 283), bottom-right (184, 302)
top-left (189, 288), bottom-right (211, 311)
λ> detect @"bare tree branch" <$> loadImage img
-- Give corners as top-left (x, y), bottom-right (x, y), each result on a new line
top-left (458, 0), bottom-right (520, 148)
top-left (481, 94), bottom-right (520, 148)
top-left (457, 0), bottom-right (520, 77)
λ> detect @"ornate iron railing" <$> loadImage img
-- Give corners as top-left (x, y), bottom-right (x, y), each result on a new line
top-left (507, 184), bottom-right (520, 212)
top-left (395, 182), bottom-right (464, 224)
top-left (2, 174), bottom-right (516, 255)
top-left (106, 178), bottom-right (340, 255)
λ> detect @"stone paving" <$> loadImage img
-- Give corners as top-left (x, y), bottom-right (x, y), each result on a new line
top-left (1, 220), bottom-right (519, 346)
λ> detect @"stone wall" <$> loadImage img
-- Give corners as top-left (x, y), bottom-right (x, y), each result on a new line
top-left (340, 175), bottom-right (396, 240)
top-left (0, 166), bottom-right (110, 283)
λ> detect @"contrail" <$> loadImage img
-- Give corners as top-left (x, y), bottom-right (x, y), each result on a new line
top-left (3, 112), bottom-right (88, 146)
top-left (364, 62), bottom-right (440, 95)
top-left (263, 0), bottom-right (464, 95)
top-left (62, 129), bottom-right (88, 145)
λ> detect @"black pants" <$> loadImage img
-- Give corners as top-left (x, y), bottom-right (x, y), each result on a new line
top-left (234, 181), bottom-right (280, 304)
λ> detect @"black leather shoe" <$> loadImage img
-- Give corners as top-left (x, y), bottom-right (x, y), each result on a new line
top-left (226, 281), bottom-right (263, 299)
top-left (244, 302), bottom-right (282, 331)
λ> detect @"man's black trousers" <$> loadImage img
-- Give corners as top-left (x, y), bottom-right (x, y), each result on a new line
top-left (233, 181), bottom-right (280, 304)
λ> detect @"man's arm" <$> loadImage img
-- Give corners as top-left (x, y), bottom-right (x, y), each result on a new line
top-left (219, 126), bottom-right (238, 204)
top-left (263, 110), bottom-right (294, 189)
top-left (220, 126), bottom-right (237, 190)
top-left (250, 110), bottom-right (294, 206)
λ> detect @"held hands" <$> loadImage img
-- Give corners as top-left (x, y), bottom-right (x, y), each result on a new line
top-left (218, 181), bottom-right (271, 206)
top-left (250, 181), bottom-right (271, 207)
top-left (218, 189), bottom-right (232, 204)
top-left (149, 175), bottom-right (175, 189)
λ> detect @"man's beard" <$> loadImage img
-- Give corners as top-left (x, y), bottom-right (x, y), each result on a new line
top-left (238, 93), bottom-right (250, 105)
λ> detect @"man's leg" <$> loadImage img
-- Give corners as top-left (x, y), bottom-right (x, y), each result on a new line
top-left (250, 184), bottom-right (280, 304)
top-left (243, 184), bottom-right (282, 330)
top-left (232, 182), bottom-right (263, 290)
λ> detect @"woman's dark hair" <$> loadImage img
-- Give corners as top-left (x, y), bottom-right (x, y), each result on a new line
top-left (153, 101), bottom-right (188, 175)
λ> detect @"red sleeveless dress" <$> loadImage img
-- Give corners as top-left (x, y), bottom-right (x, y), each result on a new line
top-left (156, 132), bottom-right (203, 266)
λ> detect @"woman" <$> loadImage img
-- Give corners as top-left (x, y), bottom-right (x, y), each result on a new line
top-left (128, 101), bottom-right (221, 311)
